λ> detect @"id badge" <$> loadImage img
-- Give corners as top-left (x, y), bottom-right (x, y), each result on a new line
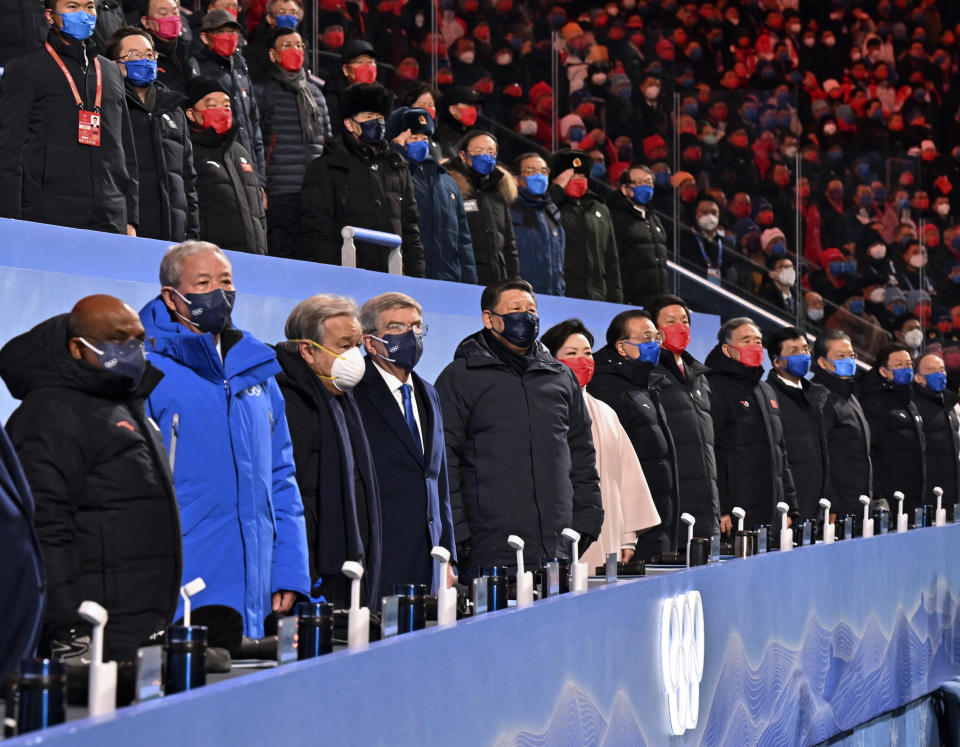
top-left (707, 266), bottom-right (721, 285)
top-left (78, 110), bottom-right (101, 147)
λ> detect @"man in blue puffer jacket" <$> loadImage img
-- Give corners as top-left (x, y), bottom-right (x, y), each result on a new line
top-left (140, 240), bottom-right (310, 638)
top-left (510, 152), bottom-right (565, 296)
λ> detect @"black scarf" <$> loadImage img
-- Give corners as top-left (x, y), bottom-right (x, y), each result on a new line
top-left (266, 65), bottom-right (322, 142)
top-left (482, 328), bottom-right (534, 376)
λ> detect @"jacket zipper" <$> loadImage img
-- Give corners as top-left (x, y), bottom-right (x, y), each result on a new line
top-left (169, 412), bottom-right (180, 474)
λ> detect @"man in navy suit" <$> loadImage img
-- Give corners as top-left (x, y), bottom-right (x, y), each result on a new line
top-left (355, 292), bottom-right (457, 593)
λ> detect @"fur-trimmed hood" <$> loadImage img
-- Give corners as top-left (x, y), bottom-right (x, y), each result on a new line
top-left (444, 158), bottom-right (518, 204)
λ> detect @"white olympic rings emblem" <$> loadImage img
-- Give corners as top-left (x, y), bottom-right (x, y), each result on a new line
top-left (660, 590), bottom-right (705, 736)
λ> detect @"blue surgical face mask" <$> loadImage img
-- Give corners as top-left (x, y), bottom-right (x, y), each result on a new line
top-left (491, 310), bottom-right (539, 347)
top-left (355, 118), bottom-right (386, 145)
top-left (654, 171), bottom-right (670, 187)
top-left (890, 302), bottom-right (906, 317)
top-left (591, 160), bottom-right (606, 179)
top-left (171, 288), bottom-right (236, 335)
top-left (524, 172), bottom-right (548, 195)
top-left (632, 184), bottom-right (654, 204)
top-left (373, 329), bottom-right (423, 370)
top-left (406, 139), bottom-right (429, 162)
top-left (623, 340), bottom-right (661, 365)
top-left (274, 14), bottom-right (299, 29)
top-left (849, 298), bottom-right (865, 315)
top-left (891, 366), bottom-right (914, 385)
top-left (78, 337), bottom-right (147, 390)
top-left (832, 357), bottom-right (857, 377)
top-left (770, 242), bottom-right (787, 256)
top-left (568, 126), bottom-right (586, 142)
top-left (469, 152), bottom-right (497, 175)
top-left (123, 58), bottom-right (158, 87)
top-left (925, 371), bottom-right (948, 392)
top-left (779, 353), bottom-right (811, 378)
top-left (58, 10), bottom-right (97, 40)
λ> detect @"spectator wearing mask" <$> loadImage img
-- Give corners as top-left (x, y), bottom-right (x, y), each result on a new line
top-left (354, 293), bottom-right (457, 594)
top-left (757, 255), bottom-right (800, 318)
top-left (893, 312), bottom-right (925, 359)
top-left (324, 38), bottom-right (379, 134)
top-left (140, 241), bottom-right (310, 638)
top-left (243, 0), bottom-right (303, 83)
top-left (810, 247), bottom-right (859, 309)
top-left (764, 327), bottom-right (829, 520)
top-left (301, 83), bottom-right (425, 276)
top-left (388, 107), bottom-right (476, 283)
top-left (0, 295), bottom-right (181, 663)
top-left (435, 279), bottom-right (603, 579)
top-left (860, 343), bottom-right (926, 515)
top-left (542, 318), bottom-right (661, 570)
top-left (139, 0), bottom-right (198, 94)
top-left (186, 77), bottom-right (266, 253)
top-left (190, 9), bottom-right (267, 190)
top-left (680, 197), bottom-right (735, 286)
top-left (256, 27), bottom-right (331, 258)
top-left (434, 86), bottom-right (483, 160)
top-left (273, 294), bottom-right (382, 608)
top-left (647, 294), bottom-right (722, 541)
top-left (609, 164), bottom-right (668, 307)
top-left (107, 26), bottom-right (199, 242)
top-left (705, 318), bottom-right (799, 531)
top-left (0, 0), bottom-right (138, 236)
top-left (511, 152), bottom-right (565, 296)
top-left (587, 310), bottom-right (679, 559)
top-left (549, 149), bottom-right (622, 303)
top-left (913, 352), bottom-right (960, 509)
top-left (445, 129), bottom-right (520, 285)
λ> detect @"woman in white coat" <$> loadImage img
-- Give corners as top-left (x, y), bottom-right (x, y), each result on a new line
top-left (541, 319), bottom-right (661, 572)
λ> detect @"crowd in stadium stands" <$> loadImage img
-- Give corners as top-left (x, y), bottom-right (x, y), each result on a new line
top-left (3, 0), bottom-right (960, 376)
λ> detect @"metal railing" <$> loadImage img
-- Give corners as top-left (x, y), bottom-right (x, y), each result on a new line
top-left (341, 226), bottom-right (403, 275)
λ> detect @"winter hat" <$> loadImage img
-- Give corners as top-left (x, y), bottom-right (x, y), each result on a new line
top-left (340, 83), bottom-right (393, 119)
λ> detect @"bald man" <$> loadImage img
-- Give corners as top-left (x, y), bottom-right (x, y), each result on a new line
top-left (0, 295), bottom-right (182, 663)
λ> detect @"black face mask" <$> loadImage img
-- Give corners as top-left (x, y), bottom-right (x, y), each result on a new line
top-left (354, 117), bottom-right (386, 145)
top-left (171, 288), bottom-right (236, 335)
top-left (373, 329), bottom-right (423, 370)
top-left (491, 310), bottom-right (539, 347)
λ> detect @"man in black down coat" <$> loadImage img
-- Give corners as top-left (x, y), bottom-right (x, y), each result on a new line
top-left (609, 165), bottom-right (669, 307)
top-left (137, 0), bottom-right (199, 95)
top-left (647, 294), bottom-right (721, 540)
top-left (445, 129), bottom-right (520, 285)
top-left (186, 77), bottom-right (267, 253)
top-left (0, 0), bottom-right (45, 66)
top-left (0, 296), bottom-right (181, 662)
top-left (913, 353), bottom-right (959, 507)
top-left (435, 279), bottom-right (603, 577)
top-left (0, 2), bottom-right (139, 235)
top-left (587, 309), bottom-right (680, 557)
top-left (764, 326), bottom-right (830, 520)
top-left (301, 82), bottom-right (426, 277)
top-left (108, 26), bottom-right (199, 242)
top-left (859, 342), bottom-right (926, 515)
top-left (705, 317), bottom-right (799, 530)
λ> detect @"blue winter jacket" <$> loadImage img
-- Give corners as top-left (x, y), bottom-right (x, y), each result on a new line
top-left (140, 297), bottom-right (310, 637)
top-left (511, 187), bottom-right (566, 296)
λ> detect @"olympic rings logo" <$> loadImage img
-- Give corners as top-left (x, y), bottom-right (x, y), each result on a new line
top-left (660, 590), bottom-right (705, 736)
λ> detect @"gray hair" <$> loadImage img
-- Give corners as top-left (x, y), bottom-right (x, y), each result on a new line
top-left (717, 316), bottom-right (757, 344)
top-left (359, 292), bottom-right (423, 334)
top-left (158, 241), bottom-right (229, 287)
top-left (283, 294), bottom-right (359, 351)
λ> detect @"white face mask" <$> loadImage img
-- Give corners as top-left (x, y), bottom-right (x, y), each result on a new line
top-left (904, 328), bottom-right (924, 349)
top-left (807, 308), bottom-right (824, 321)
top-left (697, 214), bottom-right (719, 232)
top-left (908, 253), bottom-right (926, 268)
top-left (777, 267), bottom-right (797, 286)
top-left (868, 287), bottom-right (886, 303)
top-left (937, 203), bottom-right (951, 216)
top-left (644, 85), bottom-right (661, 100)
top-left (823, 122), bottom-right (838, 135)
top-left (782, 146), bottom-right (797, 159)
top-left (328, 346), bottom-right (366, 391)
top-left (518, 119), bottom-right (537, 135)
top-left (591, 73), bottom-right (607, 85)
top-left (459, 51), bottom-right (475, 64)
top-left (868, 243), bottom-right (887, 260)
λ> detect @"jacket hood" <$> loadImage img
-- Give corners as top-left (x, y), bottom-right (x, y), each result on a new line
top-left (0, 314), bottom-right (162, 401)
top-left (445, 160), bottom-right (518, 204)
top-left (704, 344), bottom-right (764, 384)
top-left (453, 329), bottom-right (563, 373)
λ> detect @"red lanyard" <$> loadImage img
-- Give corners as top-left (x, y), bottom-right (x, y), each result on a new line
top-left (45, 42), bottom-right (101, 111)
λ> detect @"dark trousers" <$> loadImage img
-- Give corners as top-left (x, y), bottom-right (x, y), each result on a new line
top-left (267, 192), bottom-right (303, 259)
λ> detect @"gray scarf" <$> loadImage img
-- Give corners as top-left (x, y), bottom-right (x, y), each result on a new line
top-left (267, 65), bottom-right (322, 142)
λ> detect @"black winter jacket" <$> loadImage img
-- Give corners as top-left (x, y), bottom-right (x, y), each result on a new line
top-left (0, 31), bottom-right (138, 233)
top-left (190, 122), bottom-right (267, 254)
top-left (767, 372), bottom-right (830, 520)
top-left (0, 0), bottom-right (44, 66)
top-left (190, 45), bottom-right (266, 188)
top-left (0, 315), bottom-right (181, 661)
top-left (913, 384), bottom-right (960, 507)
top-left (125, 81), bottom-right (199, 241)
top-left (656, 352), bottom-right (721, 538)
top-left (550, 184), bottom-right (623, 304)
top-left (301, 133), bottom-right (425, 275)
top-left (811, 366), bottom-right (872, 514)
top-left (704, 347), bottom-right (798, 525)
top-left (608, 191), bottom-right (669, 307)
top-left (152, 35), bottom-right (198, 95)
top-left (859, 369), bottom-right (926, 513)
top-left (92, 0), bottom-right (126, 54)
top-left (446, 159), bottom-right (520, 285)
top-left (257, 70), bottom-right (331, 196)
top-left (587, 347), bottom-right (680, 550)
top-left (435, 330), bottom-right (603, 569)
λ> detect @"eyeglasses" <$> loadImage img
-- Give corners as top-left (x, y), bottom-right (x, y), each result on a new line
top-left (468, 150), bottom-right (497, 158)
top-left (118, 50), bottom-right (159, 62)
top-left (383, 322), bottom-right (428, 336)
top-left (626, 179), bottom-right (654, 187)
top-left (520, 167), bottom-right (550, 176)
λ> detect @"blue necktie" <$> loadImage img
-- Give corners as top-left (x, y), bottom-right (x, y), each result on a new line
top-left (400, 383), bottom-right (422, 453)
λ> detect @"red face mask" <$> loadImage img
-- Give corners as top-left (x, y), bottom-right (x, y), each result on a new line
top-left (198, 106), bottom-right (232, 135)
top-left (150, 14), bottom-right (182, 40)
top-left (661, 323), bottom-right (691, 354)
top-left (351, 62), bottom-right (377, 83)
top-left (915, 304), bottom-right (932, 325)
top-left (915, 198), bottom-right (930, 211)
top-left (757, 210), bottom-right (774, 226)
top-left (774, 172), bottom-right (790, 187)
top-left (277, 47), bottom-right (304, 72)
top-left (423, 106), bottom-right (437, 121)
top-left (496, 0), bottom-right (512, 11)
top-left (565, 175), bottom-right (589, 198)
top-left (457, 104), bottom-right (478, 126)
top-left (729, 134), bottom-right (748, 148)
top-left (731, 343), bottom-right (764, 367)
top-left (209, 32), bottom-right (239, 58)
top-left (680, 186), bottom-right (698, 203)
top-left (475, 79), bottom-right (494, 95)
top-left (463, 0), bottom-right (479, 11)
top-left (732, 202), bottom-right (751, 219)
top-left (504, 83), bottom-right (523, 98)
top-left (921, 150), bottom-right (937, 162)
top-left (323, 30), bottom-right (344, 50)
top-left (474, 26), bottom-right (490, 41)
top-left (437, 69), bottom-right (453, 85)
top-left (799, 184), bottom-right (811, 199)
top-left (937, 320), bottom-right (953, 334)
top-left (397, 62), bottom-right (419, 80)
top-left (562, 356), bottom-right (595, 387)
